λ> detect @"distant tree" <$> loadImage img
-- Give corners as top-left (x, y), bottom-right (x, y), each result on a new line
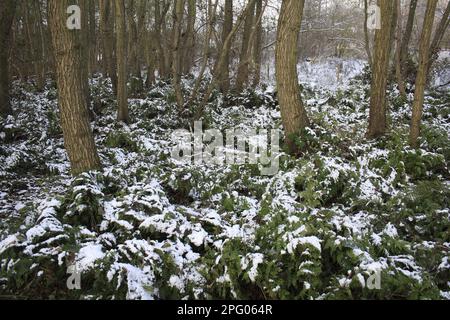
top-left (410, 0), bottom-right (438, 148)
top-left (235, 1), bottom-right (256, 92)
top-left (48, 0), bottom-right (102, 174)
top-left (115, 0), bottom-right (129, 123)
top-left (363, 0), bottom-right (373, 69)
top-left (394, 0), bottom-right (406, 99)
top-left (99, 0), bottom-right (118, 95)
top-left (183, 0), bottom-right (197, 75)
top-left (219, 0), bottom-right (233, 94)
top-left (367, 0), bottom-right (395, 139)
top-left (400, 0), bottom-right (418, 75)
top-left (252, 0), bottom-right (264, 88)
top-left (0, 0), bottom-right (17, 118)
top-left (427, 1), bottom-right (450, 76)
top-left (172, 0), bottom-right (185, 109)
top-left (276, 0), bottom-right (310, 155)
top-left (127, 0), bottom-right (143, 93)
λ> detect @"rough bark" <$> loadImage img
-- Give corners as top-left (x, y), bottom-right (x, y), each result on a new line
top-left (48, 0), bottom-right (102, 175)
top-left (115, 0), bottom-right (129, 123)
top-left (219, 0), bottom-right (233, 94)
top-left (410, 0), bottom-right (438, 148)
top-left (367, 0), bottom-right (395, 139)
top-left (275, 0), bottom-right (310, 155)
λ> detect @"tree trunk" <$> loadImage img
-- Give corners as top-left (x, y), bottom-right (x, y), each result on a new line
top-left (172, 0), bottom-right (185, 109)
top-left (0, 0), bottom-right (17, 118)
top-left (48, 0), bottom-right (102, 175)
top-left (395, 0), bottom-right (406, 98)
top-left (235, 1), bottom-right (256, 92)
top-left (80, 0), bottom-right (91, 109)
top-left (410, 0), bottom-right (438, 148)
top-left (115, 0), bottom-right (129, 123)
top-left (276, 0), bottom-right (310, 155)
top-left (427, 1), bottom-right (450, 75)
top-left (219, 0), bottom-right (233, 94)
top-left (400, 0), bottom-right (418, 70)
top-left (183, 0), bottom-right (197, 75)
top-left (89, 0), bottom-right (97, 75)
top-left (367, 0), bottom-right (395, 139)
top-left (252, 0), bottom-right (263, 88)
top-left (155, 1), bottom-right (170, 79)
top-left (194, 0), bottom-right (257, 119)
top-left (364, 0), bottom-right (373, 69)
top-left (99, 0), bottom-right (118, 95)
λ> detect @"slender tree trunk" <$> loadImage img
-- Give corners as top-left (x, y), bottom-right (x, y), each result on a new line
top-left (172, 0), bottom-right (185, 109)
top-left (0, 0), bottom-right (17, 118)
top-left (35, 0), bottom-right (46, 90)
top-left (183, 0), bottom-right (197, 75)
top-left (235, 1), bottom-right (256, 92)
top-left (127, 0), bottom-right (141, 81)
top-left (48, 0), bottom-right (102, 175)
top-left (89, 0), bottom-right (96, 75)
top-left (99, 0), bottom-right (118, 95)
top-left (188, 0), bottom-right (217, 105)
top-left (410, 0), bottom-right (438, 148)
top-left (367, 0), bottom-right (395, 139)
top-left (155, 1), bottom-right (170, 79)
top-left (219, 0), bottom-right (233, 94)
top-left (395, 0), bottom-right (406, 98)
top-left (400, 0), bottom-right (418, 71)
top-left (23, 1), bottom-right (41, 89)
top-left (115, 0), bottom-right (129, 123)
top-left (363, 0), bottom-right (373, 69)
top-left (194, 0), bottom-right (257, 119)
top-left (252, 0), bottom-right (263, 88)
top-left (427, 1), bottom-right (450, 75)
top-left (276, 0), bottom-right (310, 155)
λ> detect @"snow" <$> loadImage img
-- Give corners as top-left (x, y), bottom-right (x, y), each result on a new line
top-left (0, 60), bottom-right (448, 300)
top-left (76, 244), bottom-right (106, 271)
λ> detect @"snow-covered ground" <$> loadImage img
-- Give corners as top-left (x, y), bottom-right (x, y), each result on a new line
top-left (0, 61), bottom-right (449, 300)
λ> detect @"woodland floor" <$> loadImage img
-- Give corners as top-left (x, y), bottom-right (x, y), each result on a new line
top-left (0, 60), bottom-right (449, 300)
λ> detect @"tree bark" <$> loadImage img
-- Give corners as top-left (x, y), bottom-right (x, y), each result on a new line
top-left (427, 1), bottom-right (450, 75)
top-left (400, 0), bottom-right (418, 70)
top-left (364, 0), bottom-right (373, 69)
top-left (48, 0), bottom-right (102, 175)
top-left (183, 0), bottom-right (197, 75)
top-left (367, 0), bottom-right (395, 139)
top-left (99, 0), bottom-right (118, 95)
top-left (219, 0), bottom-right (233, 94)
top-left (276, 0), bottom-right (310, 155)
top-left (0, 0), bottom-right (17, 118)
top-left (172, 0), bottom-right (185, 109)
top-left (115, 0), bottom-right (129, 123)
top-left (252, 0), bottom-right (264, 88)
top-left (235, 1), bottom-right (256, 92)
top-left (410, 0), bottom-right (438, 148)
top-left (395, 0), bottom-right (406, 98)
